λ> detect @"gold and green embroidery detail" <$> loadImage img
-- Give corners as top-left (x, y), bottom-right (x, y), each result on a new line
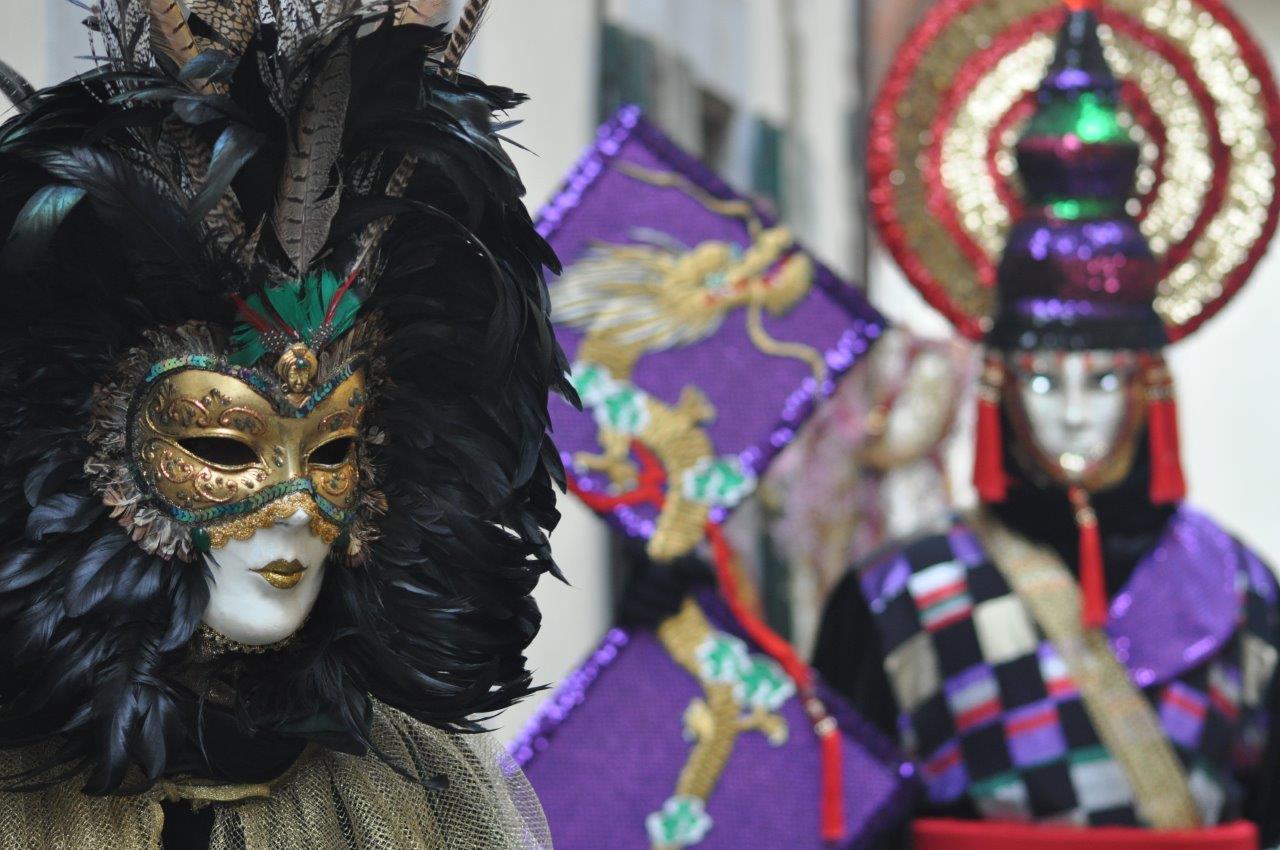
top-left (569, 362), bottom-right (755, 560)
top-left (647, 599), bottom-right (794, 849)
top-left (553, 163), bottom-right (825, 562)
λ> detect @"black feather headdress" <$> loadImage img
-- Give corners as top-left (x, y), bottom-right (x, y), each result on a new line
top-left (0, 0), bottom-right (571, 794)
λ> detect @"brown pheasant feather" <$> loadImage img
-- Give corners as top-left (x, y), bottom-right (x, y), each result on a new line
top-left (147, 0), bottom-right (218, 93)
top-left (186, 0), bottom-right (257, 58)
top-left (395, 0), bottom-right (449, 26)
top-left (442, 0), bottom-right (490, 78)
top-left (271, 38), bottom-right (352, 274)
top-left (169, 119), bottom-right (248, 249)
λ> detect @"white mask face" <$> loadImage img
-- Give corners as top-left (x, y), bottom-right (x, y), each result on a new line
top-left (1011, 350), bottom-right (1136, 478)
top-left (201, 509), bottom-right (331, 646)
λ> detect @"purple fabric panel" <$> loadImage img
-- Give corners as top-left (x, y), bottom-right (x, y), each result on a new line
top-left (536, 106), bottom-right (883, 542)
top-left (513, 592), bottom-right (914, 849)
top-left (1158, 683), bottom-right (1208, 750)
top-left (1106, 507), bottom-right (1250, 687)
top-left (510, 628), bottom-right (630, 768)
top-left (518, 629), bottom-right (703, 850)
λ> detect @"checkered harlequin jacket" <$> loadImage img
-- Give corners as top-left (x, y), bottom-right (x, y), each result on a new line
top-left (849, 507), bottom-right (1279, 828)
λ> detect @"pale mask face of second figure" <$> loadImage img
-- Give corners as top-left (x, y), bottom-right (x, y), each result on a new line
top-left (1007, 350), bottom-right (1143, 489)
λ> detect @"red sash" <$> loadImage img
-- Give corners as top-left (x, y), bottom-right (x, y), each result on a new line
top-left (913, 819), bottom-right (1258, 850)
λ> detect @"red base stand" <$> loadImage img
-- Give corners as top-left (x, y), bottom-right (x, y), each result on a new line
top-left (913, 819), bottom-right (1258, 850)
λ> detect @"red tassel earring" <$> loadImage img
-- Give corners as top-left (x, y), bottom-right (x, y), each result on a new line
top-left (1069, 486), bottom-right (1108, 630)
top-left (973, 353), bottom-right (1008, 503)
top-left (1145, 358), bottom-right (1186, 505)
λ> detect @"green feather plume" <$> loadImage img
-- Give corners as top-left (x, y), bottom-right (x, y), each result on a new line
top-left (230, 269), bottom-right (362, 365)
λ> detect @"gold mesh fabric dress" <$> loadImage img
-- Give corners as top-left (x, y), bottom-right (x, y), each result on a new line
top-left (0, 704), bottom-right (551, 850)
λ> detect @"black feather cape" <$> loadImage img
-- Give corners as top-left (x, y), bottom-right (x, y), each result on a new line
top-left (0, 13), bottom-right (571, 795)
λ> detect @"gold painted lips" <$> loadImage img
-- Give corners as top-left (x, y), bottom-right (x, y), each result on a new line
top-left (253, 558), bottom-right (307, 590)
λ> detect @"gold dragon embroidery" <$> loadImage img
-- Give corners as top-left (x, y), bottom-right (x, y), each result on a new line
top-left (554, 163), bottom-right (827, 559)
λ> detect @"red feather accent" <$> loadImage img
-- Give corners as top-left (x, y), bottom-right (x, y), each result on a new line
top-left (707, 524), bottom-right (846, 843)
top-left (569, 442), bottom-right (849, 841)
top-left (324, 265), bottom-right (362, 326)
top-left (819, 724), bottom-right (846, 842)
top-left (230, 294), bottom-right (282, 335)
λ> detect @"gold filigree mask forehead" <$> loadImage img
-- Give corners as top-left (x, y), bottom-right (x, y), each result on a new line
top-left (129, 355), bottom-right (367, 548)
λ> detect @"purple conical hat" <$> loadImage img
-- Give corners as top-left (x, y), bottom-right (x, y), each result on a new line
top-left (989, 6), bottom-right (1165, 352)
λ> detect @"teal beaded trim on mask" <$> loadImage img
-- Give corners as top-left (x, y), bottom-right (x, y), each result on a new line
top-left (164, 478), bottom-right (350, 525)
top-left (143, 355), bottom-right (362, 418)
top-left (145, 355), bottom-right (277, 399)
top-left (293, 361), bottom-right (360, 417)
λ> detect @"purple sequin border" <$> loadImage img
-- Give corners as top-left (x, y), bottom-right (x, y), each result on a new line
top-left (534, 105), bottom-right (885, 540)
top-left (509, 627), bottom-right (630, 768)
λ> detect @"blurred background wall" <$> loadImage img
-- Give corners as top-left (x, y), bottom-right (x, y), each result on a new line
top-left (5, 0), bottom-right (1280, 738)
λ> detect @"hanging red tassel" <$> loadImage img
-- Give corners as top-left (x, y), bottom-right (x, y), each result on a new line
top-left (819, 718), bottom-right (845, 842)
top-left (973, 354), bottom-right (1008, 503)
top-left (706, 522), bottom-right (846, 844)
top-left (1069, 486), bottom-right (1107, 630)
top-left (1145, 360), bottom-right (1187, 505)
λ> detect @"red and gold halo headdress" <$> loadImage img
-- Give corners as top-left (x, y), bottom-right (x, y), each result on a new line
top-left (868, 0), bottom-right (1280, 343)
top-left (871, 0), bottom-right (1280, 629)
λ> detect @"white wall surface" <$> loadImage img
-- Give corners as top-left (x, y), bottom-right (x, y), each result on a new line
top-left (0, 0), bottom-right (82, 88)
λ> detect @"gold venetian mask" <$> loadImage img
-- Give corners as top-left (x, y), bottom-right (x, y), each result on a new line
top-left (130, 355), bottom-right (367, 548)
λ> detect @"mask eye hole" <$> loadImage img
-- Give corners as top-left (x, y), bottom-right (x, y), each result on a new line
top-left (1028, 373), bottom-right (1056, 395)
top-left (177, 437), bottom-right (259, 468)
top-left (1093, 370), bottom-right (1121, 392)
top-left (309, 437), bottom-right (355, 466)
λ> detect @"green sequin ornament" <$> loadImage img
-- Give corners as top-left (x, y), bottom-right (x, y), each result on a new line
top-left (192, 528), bottom-right (212, 554)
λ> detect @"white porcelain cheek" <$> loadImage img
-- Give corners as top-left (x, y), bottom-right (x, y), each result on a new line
top-left (201, 509), bottom-right (331, 646)
top-left (1017, 352), bottom-right (1129, 472)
